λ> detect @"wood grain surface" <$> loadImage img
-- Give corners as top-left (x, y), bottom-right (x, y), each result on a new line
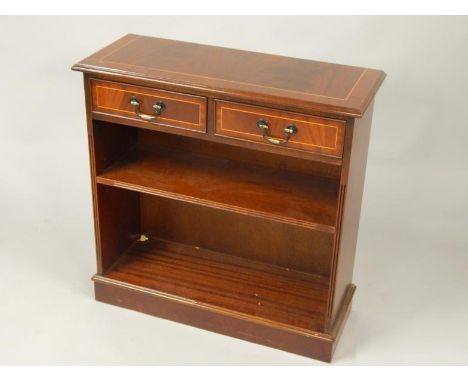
top-left (73, 34), bottom-right (386, 117)
top-left (92, 79), bottom-right (207, 132)
top-left (95, 143), bottom-right (340, 232)
top-left (105, 238), bottom-right (330, 331)
top-left (215, 100), bottom-right (345, 157)
top-left (74, 34), bottom-right (385, 362)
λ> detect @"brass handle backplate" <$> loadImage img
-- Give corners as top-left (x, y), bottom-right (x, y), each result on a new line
top-left (130, 96), bottom-right (166, 121)
top-left (257, 119), bottom-right (298, 145)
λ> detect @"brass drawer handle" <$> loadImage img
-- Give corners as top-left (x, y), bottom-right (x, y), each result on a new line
top-left (130, 96), bottom-right (166, 121)
top-left (257, 119), bottom-right (298, 145)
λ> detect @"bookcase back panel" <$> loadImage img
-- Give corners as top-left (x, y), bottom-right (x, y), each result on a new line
top-left (140, 193), bottom-right (334, 276)
top-left (138, 128), bottom-right (342, 180)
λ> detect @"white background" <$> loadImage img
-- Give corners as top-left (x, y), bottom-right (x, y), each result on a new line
top-left (0, 16), bottom-right (467, 365)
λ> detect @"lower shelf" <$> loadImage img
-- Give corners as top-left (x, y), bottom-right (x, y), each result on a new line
top-left (102, 238), bottom-right (329, 332)
top-left (94, 258), bottom-right (355, 362)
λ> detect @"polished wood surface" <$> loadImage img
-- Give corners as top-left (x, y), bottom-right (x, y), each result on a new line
top-left (139, 194), bottom-right (334, 275)
top-left (328, 101), bottom-right (375, 324)
top-left (92, 79), bottom-right (207, 132)
top-left (93, 278), bottom-right (355, 362)
top-left (95, 143), bottom-right (339, 232)
top-left (96, 185), bottom-right (140, 273)
top-left (138, 128), bottom-right (342, 180)
top-left (215, 100), bottom-right (345, 157)
top-left (74, 34), bottom-right (385, 362)
top-left (104, 238), bottom-right (329, 332)
top-left (73, 34), bottom-right (385, 117)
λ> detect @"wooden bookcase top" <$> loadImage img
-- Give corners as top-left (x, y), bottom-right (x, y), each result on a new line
top-left (72, 34), bottom-right (386, 117)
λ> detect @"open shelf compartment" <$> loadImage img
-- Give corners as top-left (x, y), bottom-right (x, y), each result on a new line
top-left (92, 121), bottom-right (342, 335)
top-left (93, 121), bottom-right (341, 233)
top-left (103, 237), bottom-right (329, 332)
top-left (94, 183), bottom-right (335, 333)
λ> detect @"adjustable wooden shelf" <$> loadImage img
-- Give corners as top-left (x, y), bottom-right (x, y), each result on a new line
top-left (72, 34), bottom-right (385, 362)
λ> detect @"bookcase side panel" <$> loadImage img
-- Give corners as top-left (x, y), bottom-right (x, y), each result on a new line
top-left (96, 185), bottom-right (140, 273)
top-left (82, 74), bottom-right (104, 274)
top-left (329, 102), bottom-right (374, 324)
top-left (84, 75), bottom-right (141, 274)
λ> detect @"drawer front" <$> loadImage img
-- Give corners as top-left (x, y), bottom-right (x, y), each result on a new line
top-left (215, 101), bottom-right (345, 157)
top-left (91, 80), bottom-right (207, 132)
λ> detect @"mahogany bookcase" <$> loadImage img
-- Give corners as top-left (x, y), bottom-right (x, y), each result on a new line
top-left (72, 34), bottom-right (385, 362)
